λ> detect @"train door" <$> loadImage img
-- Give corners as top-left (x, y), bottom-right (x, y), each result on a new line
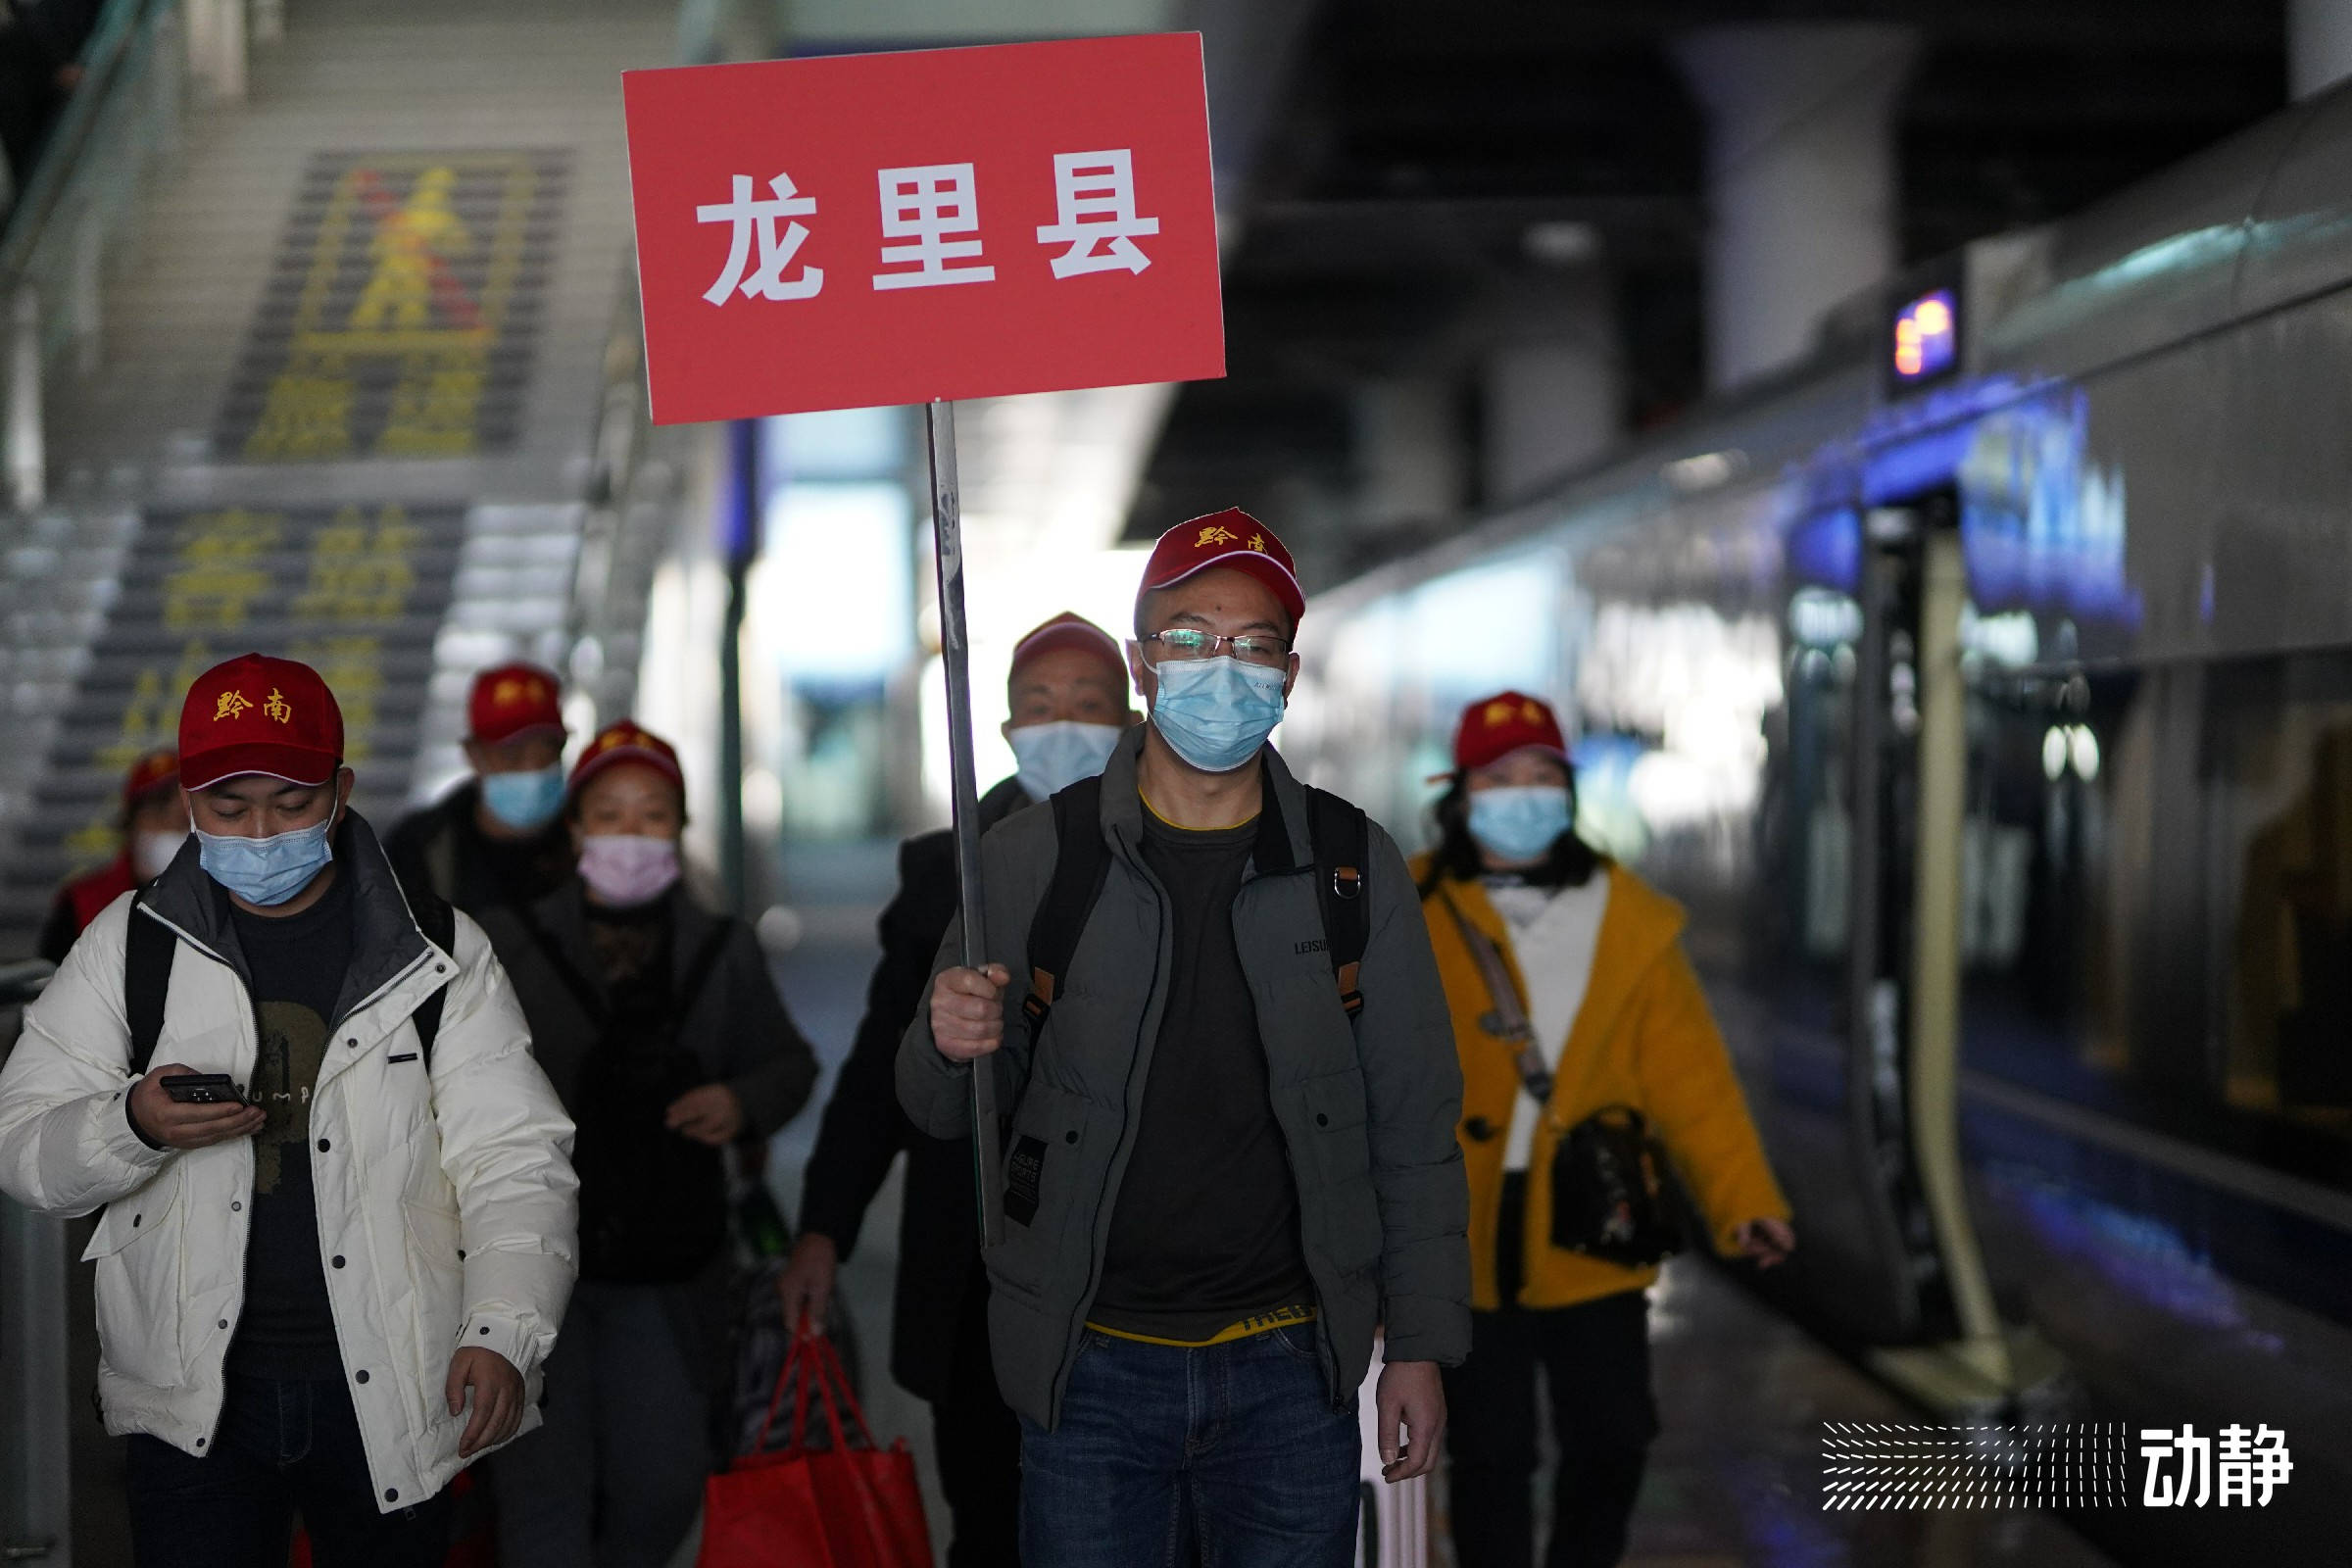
top-left (1846, 492), bottom-right (2020, 1397)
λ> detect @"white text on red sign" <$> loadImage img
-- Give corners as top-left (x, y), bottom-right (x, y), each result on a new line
top-left (695, 152), bottom-right (1162, 306)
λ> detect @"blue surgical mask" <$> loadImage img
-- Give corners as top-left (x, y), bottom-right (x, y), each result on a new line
top-left (1148, 656), bottom-right (1286, 774)
top-left (1468, 785), bottom-right (1572, 864)
top-left (197, 813), bottom-right (339, 906)
top-left (480, 764), bottom-right (565, 832)
top-left (1007, 720), bottom-right (1124, 803)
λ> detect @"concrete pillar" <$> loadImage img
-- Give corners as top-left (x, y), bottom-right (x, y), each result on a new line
top-left (2292, 0), bottom-right (2352, 98)
top-left (1354, 377), bottom-right (1465, 532)
top-left (1478, 267), bottom-right (1618, 507)
top-left (184, 0), bottom-right (247, 102)
top-left (1675, 24), bottom-right (1916, 393)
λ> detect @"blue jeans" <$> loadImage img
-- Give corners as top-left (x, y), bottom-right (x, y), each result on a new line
top-left (124, 1374), bottom-right (453, 1568)
top-left (1019, 1325), bottom-right (1360, 1568)
top-left (491, 1279), bottom-right (714, 1568)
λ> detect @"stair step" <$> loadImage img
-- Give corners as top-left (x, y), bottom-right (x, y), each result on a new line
top-left (0, 1), bottom-right (675, 954)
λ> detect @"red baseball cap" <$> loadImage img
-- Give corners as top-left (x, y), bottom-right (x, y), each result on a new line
top-left (568, 719), bottom-right (684, 802)
top-left (1009, 612), bottom-right (1125, 683)
top-left (121, 749), bottom-right (179, 808)
top-left (468, 662), bottom-right (564, 745)
top-left (1453, 691), bottom-right (1571, 774)
top-left (178, 654), bottom-right (344, 790)
top-left (1137, 509), bottom-right (1306, 628)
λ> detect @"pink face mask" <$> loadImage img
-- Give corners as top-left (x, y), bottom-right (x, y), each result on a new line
top-left (577, 834), bottom-right (680, 906)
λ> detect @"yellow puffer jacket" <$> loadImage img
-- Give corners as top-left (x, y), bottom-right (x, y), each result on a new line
top-left (1415, 859), bottom-right (1790, 1312)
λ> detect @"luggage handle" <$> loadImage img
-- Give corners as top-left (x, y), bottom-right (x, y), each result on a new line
top-left (750, 1313), bottom-right (885, 1459)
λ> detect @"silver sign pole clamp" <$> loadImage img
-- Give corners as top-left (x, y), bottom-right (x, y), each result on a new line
top-left (925, 398), bottom-right (1004, 1249)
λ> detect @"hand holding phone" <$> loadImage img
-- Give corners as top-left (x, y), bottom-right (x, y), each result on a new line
top-left (131, 1064), bottom-right (266, 1151)
top-left (161, 1073), bottom-right (245, 1105)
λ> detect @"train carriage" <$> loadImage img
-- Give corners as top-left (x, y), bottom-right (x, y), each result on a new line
top-left (1287, 77), bottom-right (2352, 1563)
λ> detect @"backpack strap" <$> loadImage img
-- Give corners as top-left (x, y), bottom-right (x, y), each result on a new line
top-left (408, 892), bottom-right (460, 1068)
top-left (124, 888), bottom-right (465, 1075)
top-left (1019, 775), bottom-right (1111, 1043)
top-left (123, 891), bottom-right (176, 1078)
top-left (1016, 776), bottom-right (1370, 1037)
top-left (1304, 787), bottom-right (1370, 1019)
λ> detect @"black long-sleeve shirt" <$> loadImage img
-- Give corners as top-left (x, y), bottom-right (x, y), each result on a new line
top-left (797, 777), bottom-right (1027, 1402)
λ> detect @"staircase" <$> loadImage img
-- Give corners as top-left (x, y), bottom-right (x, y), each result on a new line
top-left (0, 0), bottom-right (686, 952)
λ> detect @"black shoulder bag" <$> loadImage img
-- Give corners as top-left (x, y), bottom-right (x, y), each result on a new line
top-left (1434, 887), bottom-right (1680, 1268)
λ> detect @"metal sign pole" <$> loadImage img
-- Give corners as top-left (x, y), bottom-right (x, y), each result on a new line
top-left (925, 398), bottom-right (1004, 1249)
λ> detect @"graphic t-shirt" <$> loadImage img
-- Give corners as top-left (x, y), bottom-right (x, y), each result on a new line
top-left (1089, 808), bottom-right (1314, 1344)
top-left (223, 865), bottom-right (355, 1380)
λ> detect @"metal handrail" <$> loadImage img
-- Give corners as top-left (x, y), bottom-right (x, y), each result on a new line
top-left (1, 0), bottom-right (191, 513)
top-left (0, 0), bottom-right (156, 274)
top-left (562, 266), bottom-right (681, 729)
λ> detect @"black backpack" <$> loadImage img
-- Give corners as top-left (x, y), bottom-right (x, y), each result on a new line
top-left (124, 887), bottom-right (461, 1076)
top-left (1017, 773), bottom-right (1372, 1044)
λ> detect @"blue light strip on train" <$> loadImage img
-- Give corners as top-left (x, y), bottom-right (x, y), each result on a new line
top-left (1860, 418), bottom-right (1980, 507)
top-left (1784, 371), bottom-right (2143, 634)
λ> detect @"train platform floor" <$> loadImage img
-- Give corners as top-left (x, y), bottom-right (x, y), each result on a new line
top-left (764, 838), bottom-right (2123, 1568)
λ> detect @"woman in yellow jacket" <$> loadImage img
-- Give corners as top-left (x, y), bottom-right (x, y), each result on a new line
top-left (1418, 692), bottom-right (1794, 1568)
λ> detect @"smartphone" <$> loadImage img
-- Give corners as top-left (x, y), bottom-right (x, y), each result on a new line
top-left (161, 1073), bottom-right (246, 1105)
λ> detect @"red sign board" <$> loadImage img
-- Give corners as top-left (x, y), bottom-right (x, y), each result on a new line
top-left (622, 33), bottom-right (1225, 424)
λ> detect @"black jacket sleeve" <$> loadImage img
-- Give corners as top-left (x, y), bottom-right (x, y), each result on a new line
top-left (381, 802), bottom-right (444, 907)
top-left (797, 831), bottom-right (956, 1258)
top-left (716, 919), bottom-right (820, 1141)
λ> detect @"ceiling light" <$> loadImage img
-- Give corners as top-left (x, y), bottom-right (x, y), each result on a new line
top-left (1523, 220), bottom-right (1599, 267)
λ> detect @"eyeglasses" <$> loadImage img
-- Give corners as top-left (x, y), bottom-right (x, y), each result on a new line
top-left (1141, 628), bottom-right (1294, 668)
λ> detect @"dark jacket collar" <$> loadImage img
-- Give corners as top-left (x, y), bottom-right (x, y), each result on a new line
top-left (980, 774), bottom-right (1030, 832)
top-left (434, 777), bottom-right (568, 853)
top-left (1096, 724), bottom-right (1315, 876)
top-left (437, 777), bottom-right (482, 823)
top-left (141, 810), bottom-right (435, 1023)
top-left (519, 876), bottom-right (726, 1002)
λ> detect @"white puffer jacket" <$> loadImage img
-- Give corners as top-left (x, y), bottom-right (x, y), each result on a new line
top-left (0, 819), bottom-right (578, 1512)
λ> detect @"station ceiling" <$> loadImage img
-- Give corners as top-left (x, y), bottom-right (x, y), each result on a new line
top-left (1125, 0), bottom-right (2287, 584)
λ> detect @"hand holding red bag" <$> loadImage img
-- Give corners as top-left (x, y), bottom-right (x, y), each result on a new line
top-left (699, 1316), bottom-right (934, 1568)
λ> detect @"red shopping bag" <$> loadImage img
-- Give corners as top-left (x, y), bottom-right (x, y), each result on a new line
top-left (698, 1319), bottom-right (933, 1568)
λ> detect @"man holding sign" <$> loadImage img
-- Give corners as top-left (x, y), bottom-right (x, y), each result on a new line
top-left (624, 34), bottom-right (1467, 1563)
top-left (902, 515), bottom-right (1469, 1566)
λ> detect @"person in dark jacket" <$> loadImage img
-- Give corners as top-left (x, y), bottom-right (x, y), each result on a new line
top-left (777, 611), bottom-right (1135, 1568)
top-left (0, 0), bottom-right (101, 192)
top-left (905, 513), bottom-right (1471, 1568)
top-left (480, 719), bottom-right (819, 1568)
top-left (38, 747), bottom-right (186, 962)
top-left (385, 662), bottom-right (575, 917)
